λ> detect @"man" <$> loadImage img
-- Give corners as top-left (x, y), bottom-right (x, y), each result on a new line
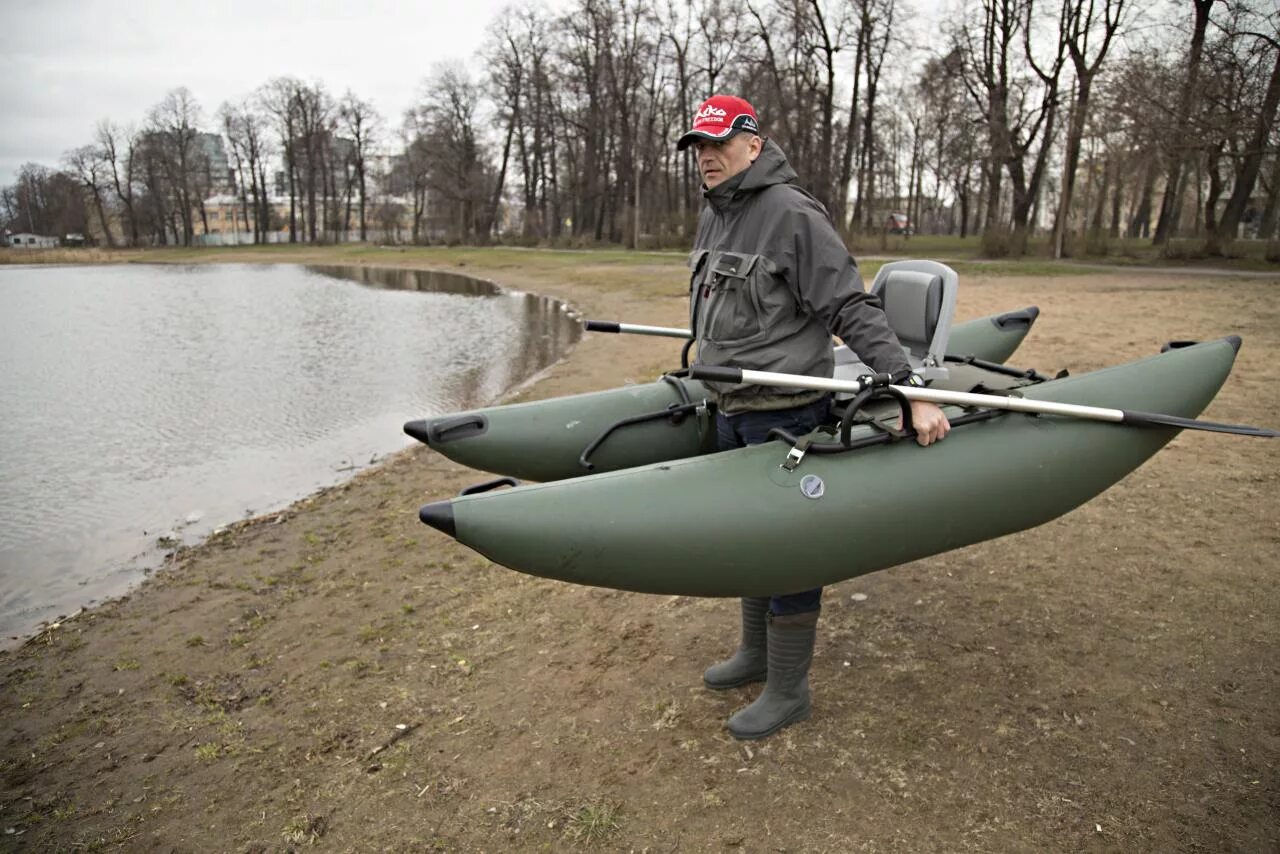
top-left (678, 94), bottom-right (950, 740)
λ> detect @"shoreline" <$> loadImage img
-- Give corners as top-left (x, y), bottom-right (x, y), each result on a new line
top-left (1, 248), bottom-right (1276, 851)
top-left (0, 259), bottom-right (585, 648)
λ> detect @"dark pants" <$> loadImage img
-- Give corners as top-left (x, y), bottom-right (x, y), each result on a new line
top-left (716, 395), bottom-right (830, 616)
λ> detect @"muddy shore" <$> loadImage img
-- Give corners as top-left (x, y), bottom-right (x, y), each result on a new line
top-left (1, 250), bottom-right (1277, 851)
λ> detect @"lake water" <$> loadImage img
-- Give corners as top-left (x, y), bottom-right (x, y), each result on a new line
top-left (0, 263), bottom-right (581, 642)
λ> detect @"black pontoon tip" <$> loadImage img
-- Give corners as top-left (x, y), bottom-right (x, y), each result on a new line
top-left (418, 500), bottom-right (457, 538)
top-left (404, 419), bottom-right (432, 445)
top-left (1226, 334), bottom-right (1242, 354)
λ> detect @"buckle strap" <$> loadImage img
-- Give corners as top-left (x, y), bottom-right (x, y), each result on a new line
top-left (780, 435), bottom-right (814, 471)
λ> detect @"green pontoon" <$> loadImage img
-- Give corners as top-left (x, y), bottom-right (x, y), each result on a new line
top-left (404, 304), bottom-right (1040, 482)
top-left (417, 337), bottom-right (1256, 596)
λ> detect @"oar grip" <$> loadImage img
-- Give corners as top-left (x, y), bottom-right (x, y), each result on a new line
top-left (686, 363), bottom-right (747, 384)
top-left (689, 365), bottom-right (744, 384)
top-left (584, 320), bottom-right (621, 333)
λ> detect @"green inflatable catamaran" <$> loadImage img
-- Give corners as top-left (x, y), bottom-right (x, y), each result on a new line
top-left (416, 337), bottom-right (1253, 596)
top-left (404, 305), bottom-right (1040, 482)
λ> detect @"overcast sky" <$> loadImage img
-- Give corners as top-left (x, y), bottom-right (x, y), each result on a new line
top-left (0, 0), bottom-right (574, 186)
top-left (2, 0), bottom-right (954, 188)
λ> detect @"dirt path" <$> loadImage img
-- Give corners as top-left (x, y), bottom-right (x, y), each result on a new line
top-left (2, 253), bottom-right (1277, 852)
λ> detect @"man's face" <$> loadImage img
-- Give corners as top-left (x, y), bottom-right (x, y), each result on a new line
top-left (692, 133), bottom-right (762, 189)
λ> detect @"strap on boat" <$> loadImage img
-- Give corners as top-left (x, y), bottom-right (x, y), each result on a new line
top-left (765, 407), bottom-right (1007, 467)
top-left (944, 354), bottom-right (1051, 382)
top-left (781, 435), bottom-right (814, 471)
top-left (578, 378), bottom-right (715, 471)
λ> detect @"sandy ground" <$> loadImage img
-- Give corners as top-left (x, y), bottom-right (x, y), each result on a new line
top-left (1, 250), bottom-right (1277, 852)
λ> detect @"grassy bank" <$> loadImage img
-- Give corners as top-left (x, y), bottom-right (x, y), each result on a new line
top-left (4, 236), bottom-right (1278, 277)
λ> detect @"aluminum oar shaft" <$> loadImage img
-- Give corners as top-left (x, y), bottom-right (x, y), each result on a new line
top-left (584, 320), bottom-right (691, 339)
top-left (690, 365), bottom-right (1277, 438)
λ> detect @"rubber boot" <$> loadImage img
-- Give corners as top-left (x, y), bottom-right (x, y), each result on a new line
top-left (727, 609), bottom-right (819, 740)
top-left (702, 597), bottom-right (770, 690)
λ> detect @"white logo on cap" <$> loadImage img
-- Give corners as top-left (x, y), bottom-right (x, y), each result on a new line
top-left (696, 105), bottom-right (728, 120)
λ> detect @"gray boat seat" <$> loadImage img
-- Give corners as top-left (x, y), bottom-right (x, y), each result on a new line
top-left (868, 259), bottom-right (958, 381)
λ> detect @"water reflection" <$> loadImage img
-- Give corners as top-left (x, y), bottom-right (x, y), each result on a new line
top-left (0, 263), bottom-right (581, 643)
top-left (311, 265), bottom-right (503, 297)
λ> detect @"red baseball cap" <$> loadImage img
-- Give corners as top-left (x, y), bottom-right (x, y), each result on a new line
top-left (676, 95), bottom-right (761, 151)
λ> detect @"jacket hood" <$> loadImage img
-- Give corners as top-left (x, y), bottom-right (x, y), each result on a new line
top-left (703, 138), bottom-right (797, 208)
top-left (740, 138), bottom-right (797, 191)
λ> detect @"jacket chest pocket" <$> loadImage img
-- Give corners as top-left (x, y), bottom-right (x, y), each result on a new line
top-left (698, 251), bottom-right (773, 346)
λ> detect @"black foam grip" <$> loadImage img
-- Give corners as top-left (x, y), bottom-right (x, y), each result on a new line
top-left (584, 320), bottom-right (620, 333)
top-left (689, 365), bottom-right (744, 384)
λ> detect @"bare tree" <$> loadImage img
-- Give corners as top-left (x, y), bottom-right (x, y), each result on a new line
top-left (1006, 0), bottom-right (1068, 250)
top-left (0, 164), bottom-right (89, 238)
top-left (915, 49), bottom-right (980, 235)
top-left (399, 113), bottom-right (433, 244)
top-left (96, 121), bottom-right (140, 246)
top-left (259, 77), bottom-right (305, 242)
top-left (219, 100), bottom-right (273, 243)
top-left (491, 4), bottom-right (561, 241)
top-left (289, 82), bottom-right (334, 243)
top-left (146, 87), bottom-right (205, 246)
top-left (1049, 0), bottom-right (1128, 258)
top-left (339, 92), bottom-right (380, 241)
top-left (1152, 0), bottom-right (1217, 245)
top-left (1208, 12), bottom-right (1280, 252)
top-left (483, 13), bottom-right (530, 241)
top-left (64, 145), bottom-right (115, 246)
top-left (405, 63), bottom-right (490, 241)
top-left (851, 0), bottom-right (895, 232)
top-left (957, 0), bottom-right (1027, 241)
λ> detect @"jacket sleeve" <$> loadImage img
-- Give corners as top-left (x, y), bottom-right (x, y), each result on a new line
top-left (773, 192), bottom-right (911, 375)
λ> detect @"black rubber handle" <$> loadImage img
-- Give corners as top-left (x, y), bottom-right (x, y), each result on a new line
top-left (459, 477), bottom-right (520, 496)
top-left (584, 320), bottom-right (620, 333)
top-left (992, 305), bottom-right (1040, 330)
top-left (688, 365), bottom-right (744, 384)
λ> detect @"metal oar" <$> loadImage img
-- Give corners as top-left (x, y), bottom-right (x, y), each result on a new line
top-left (689, 364), bottom-right (1278, 439)
top-left (584, 320), bottom-right (691, 339)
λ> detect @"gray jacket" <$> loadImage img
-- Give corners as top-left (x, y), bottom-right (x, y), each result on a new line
top-left (690, 139), bottom-right (911, 413)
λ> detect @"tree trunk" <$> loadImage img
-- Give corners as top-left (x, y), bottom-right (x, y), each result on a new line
top-left (1129, 156), bottom-right (1156, 237)
top-left (1051, 86), bottom-right (1091, 258)
top-left (1108, 162), bottom-right (1123, 239)
top-left (1153, 0), bottom-right (1213, 245)
top-left (1203, 141), bottom-right (1226, 234)
top-left (357, 160), bottom-right (367, 242)
top-left (1208, 46), bottom-right (1280, 254)
top-left (836, 23), bottom-right (866, 230)
top-left (91, 184), bottom-right (115, 247)
top-left (1089, 154), bottom-right (1109, 236)
top-left (486, 114), bottom-right (516, 243)
top-left (286, 143), bottom-right (297, 243)
top-left (1257, 154), bottom-right (1280, 240)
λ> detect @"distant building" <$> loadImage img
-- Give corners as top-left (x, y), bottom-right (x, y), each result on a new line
top-left (137, 130), bottom-right (234, 194)
top-left (195, 193), bottom-right (290, 240)
top-left (194, 132), bottom-right (234, 194)
top-left (7, 233), bottom-right (59, 248)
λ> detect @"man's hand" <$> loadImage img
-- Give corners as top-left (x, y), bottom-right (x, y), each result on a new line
top-left (902, 400), bottom-right (950, 446)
